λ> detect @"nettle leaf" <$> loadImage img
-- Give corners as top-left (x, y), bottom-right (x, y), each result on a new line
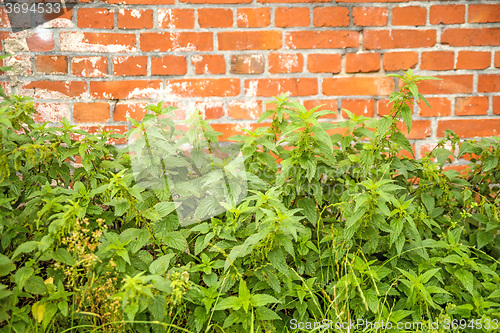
top-left (477, 230), bottom-right (494, 250)
top-left (400, 104), bottom-right (412, 134)
top-left (268, 248), bottom-right (289, 278)
top-left (12, 241), bottom-right (37, 260)
top-left (163, 231), bottom-right (187, 251)
top-left (154, 202), bottom-right (178, 218)
top-left (149, 253), bottom-right (175, 275)
top-left (251, 294), bottom-right (279, 307)
top-left (455, 269), bottom-right (474, 295)
top-left (0, 254), bottom-right (15, 277)
top-left (296, 197), bottom-right (317, 225)
top-left (390, 132), bottom-right (414, 157)
top-left (214, 296), bottom-right (241, 311)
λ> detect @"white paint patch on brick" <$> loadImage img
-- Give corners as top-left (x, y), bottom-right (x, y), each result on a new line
top-left (60, 32), bottom-right (135, 53)
top-left (231, 100), bottom-right (260, 119)
top-left (158, 9), bottom-right (174, 29)
top-left (237, 12), bottom-right (248, 26)
top-left (279, 54), bottom-right (299, 72)
top-left (130, 9), bottom-right (142, 18)
top-left (191, 55), bottom-right (203, 63)
top-left (169, 33), bottom-right (196, 52)
top-left (35, 103), bottom-right (70, 122)
top-left (127, 87), bottom-right (161, 99)
top-left (246, 80), bottom-right (258, 97)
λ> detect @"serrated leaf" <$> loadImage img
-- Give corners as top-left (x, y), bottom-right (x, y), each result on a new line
top-left (251, 294), bottom-right (279, 307)
top-left (163, 231), bottom-right (187, 251)
top-left (401, 104), bottom-right (412, 134)
top-left (256, 306), bottom-right (281, 321)
top-left (24, 276), bottom-right (47, 295)
top-left (391, 132), bottom-right (414, 157)
top-left (268, 248), bottom-right (289, 278)
top-left (296, 197), bottom-right (317, 225)
top-left (149, 253), bottom-right (175, 275)
top-left (12, 241), bottom-right (37, 260)
top-left (214, 296), bottom-right (241, 311)
top-left (455, 269), bottom-right (474, 295)
top-left (477, 230), bottom-right (494, 250)
top-left (154, 202), bottom-right (178, 218)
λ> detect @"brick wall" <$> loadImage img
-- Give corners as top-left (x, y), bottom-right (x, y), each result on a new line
top-left (1, 0), bottom-right (499, 159)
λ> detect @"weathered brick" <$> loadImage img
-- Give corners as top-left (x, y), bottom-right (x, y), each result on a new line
top-left (455, 97), bottom-right (489, 116)
top-left (230, 54), bottom-right (265, 74)
top-left (113, 56), bottom-right (147, 76)
top-left (218, 31), bottom-right (282, 50)
top-left (268, 53), bottom-right (303, 73)
top-left (456, 51), bottom-right (490, 70)
top-left (60, 32), bottom-right (136, 52)
top-left (285, 31), bottom-right (359, 49)
top-left (151, 55), bottom-right (187, 75)
top-left (228, 100), bottom-right (263, 120)
top-left (20, 81), bottom-right (87, 99)
top-left (430, 5), bottom-right (465, 24)
top-left (192, 55), bottom-right (225, 74)
top-left (392, 6), bottom-right (426, 26)
top-left (313, 7), bottom-right (350, 27)
top-left (33, 103), bottom-right (70, 123)
top-left (198, 8), bottom-right (233, 28)
top-left (478, 75), bottom-right (500, 92)
top-left (421, 51), bottom-right (454, 71)
top-left (417, 98), bottom-right (451, 117)
top-left (72, 57), bottom-right (108, 77)
top-left (383, 51), bottom-right (418, 71)
top-left (78, 8), bottom-right (114, 29)
top-left (118, 9), bottom-right (153, 29)
top-left (437, 120), bottom-right (500, 138)
top-left (275, 7), bottom-right (310, 27)
top-left (237, 8), bottom-right (271, 27)
top-left (353, 7), bottom-right (388, 26)
top-left (36, 55), bottom-right (68, 74)
top-left (441, 28), bottom-right (500, 47)
top-left (27, 32), bottom-right (55, 52)
top-left (90, 80), bottom-right (162, 99)
top-left (165, 79), bottom-right (240, 97)
top-left (195, 101), bottom-right (225, 119)
top-left (141, 32), bottom-right (213, 51)
top-left (323, 77), bottom-right (394, 96)
top-left (364, 30), bottom-right (436, 49)
top-left (113, 102), bottom-right (148, 121)
top-left (346, 53), bottom-right (380, 73)
top-left (417, 75), bottom-right (473, 94)
top-left (74, 103), bottom-right (110, 122)
top-left (341, 99), bottom-right (375, 117)
top-left (158, 9), bottom-right (195, 29)
top-left (494, 97), bottom-right (500, 115)
top-left (469, 4), bottom-right (500, 23)
top-left (244, 78), bottom-right (317, 97)
top-left (307, 54), bottom-right (342, 73)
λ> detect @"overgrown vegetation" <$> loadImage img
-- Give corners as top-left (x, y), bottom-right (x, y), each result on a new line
top-left (0, 68), bottom-right (499, 332)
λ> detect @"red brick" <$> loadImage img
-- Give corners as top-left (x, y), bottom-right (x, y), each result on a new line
top-left (417, 98), bottom-right (451, 117)
top-left (90, 80), bottom-right (162, 99)
top-left (323, 77), bottom-right (394, 96)
top-left (493, 96), bottom-right (500, 115)
top-left (141, 32), bottom-right (213, 52)
top-left (78, 8), bottom-right (114, 29)
top-left (392, 6), bottom-right (426, 26)
top-left (313, 7), bottom-right (350, 27)
top-left (228, 100), bottom-right (263, 120)
top-left (346, 53), bottom-right (380, 73)
top-left (237, 8), bottom-right (271, 27)
top-left (303, 100), bottom-right (338, 118)
top-left (456, 51), bottom-right (490, 70)
top-left (397, 120), bottom-right (431, 140)
top-left (20, 81), bottom-right (87, 99)
top-left (74, 103), bottom-right (110, 123)
top-left (27, 32), bottom-right (55, 52)
top-left (441, 28), bottom-right (500, 47)
top-left (417, 75), bottom-right (473, 95)
top-left (437, 120), bottom-right (500, 138)
top-left (72, 57), bottom-right (108, 77)
top-left (218, 31), bottom-right (282, 50)
top-left (430, 5), bottom-right (465, 24)
top-left (0, 8), bottom-right (9, 28)
top-left (230, 55), bottom-right (265, 74)
top-left (118, 9), bottom-right (153, 29)
top-left (268, 53), bottom-right (303, 73)
top-left (166, 79), bottom-right (239, 97)
top-left (159, 9), bottom-right (195, 29)
top-left (258, 0), bottom-right (328, 3)
top-left (478, 75), bottom-right (500, 93)
top-left (307, 54), bottom-right (341, 73)
top-left (275, 7), bottom-right (310, 27)
top-left (33, 103), bottom-right (70, 123)
top-left (195, 101), bottom-right (225, 119)
top-left (353, 7), bottom-right (388, 26)
top-left (181, 0), bottom-right (250, 3)
top-left (102, 0), bottom-right (174, 3)
top-left (421, 51), bottom-right (454, 71)
top-left (113, 102), bottom-right (148, 122)
top-left (210, 123), bottom-right (263, 142)
top-left (383, 51), bottom-right (418, 71)
top-left (469, 4), bottom-right (500, 23)
top-left (337, 0), bottom-right (408, 2)
top-left (198, 8), bottom-right (233, 28)
top-left (244, 78), bottom-right (317, 97)
top-left (341, 99), bottom-right (375, 117)
top-left (113, 56), bottom-right (147, 76)
top-left (377, 99), bottom-right (413, 116)
top-left (364, 30), bottom-right (436, 49)
top-left (36, 6), bottom-right (73, 25)
top-left (495, 52), bottom-right (500, 68)
top-left (192, 55), bottom-right (225, 74)
top-left (36, 55), bottom-right (68, 74)
top-left (285, 31), bottom-right (359, 49)
top-left (60, 32), bottom-right (136, 52)
top-left (455, 97), bottom-right (489, 116)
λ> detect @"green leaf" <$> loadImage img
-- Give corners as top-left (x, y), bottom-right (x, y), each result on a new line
top-left (483, 157), bottom-right (498, 172)
top-left (268, 248), bottom-right (289, 278)
top-left (296, 197), bottom-right (317, 225)
top-left (149, 253), bottom-right (175, 275)
top-left (0, 255), bottom-right (15, 277)
top-left (214, 296), bottom-right (241, 311)
top-left (455, 269), bottom-right (474, 295)
top-left (239, 280), bottom-right (251, 312)
top-left (311, 125), bottom-right (333, 150)
top-left (52, 248), bottom-right (75, 266)
top-left (24, 276), bottom-right (48, 295)
top-left (12, 241), bottom-right (37, 260)
top-left (154, 202), bottom-right (178, 218)
top-left (256, 306), bottom-right (281, 321)
top-left (163, 231), bottom-right (187, 251)
top-left (477, 230), bottom-right (494, 250)
top-left (400, 104), bottom-right (412, 134)
top-left (251, 294), bottom-right (279, 307)
top-left (391, 132), bottom-right (414, 157)
top-left (14, 266), bottom-right (33, 290)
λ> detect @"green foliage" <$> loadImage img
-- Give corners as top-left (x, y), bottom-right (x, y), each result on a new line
top-left (0, 69), bottom-right (499, 332)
